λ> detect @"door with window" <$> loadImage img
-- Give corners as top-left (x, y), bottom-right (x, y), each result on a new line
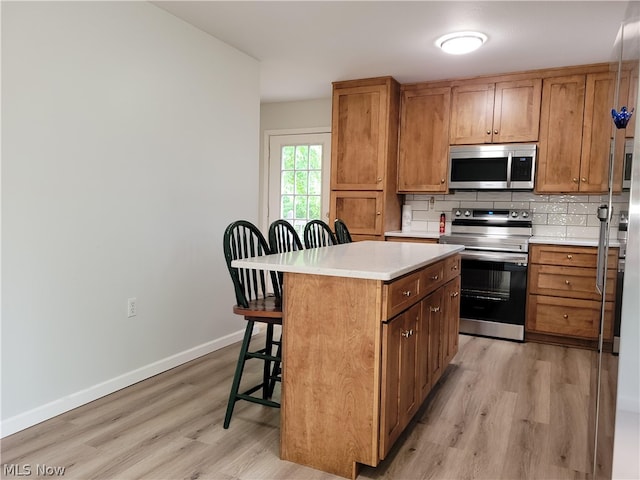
top-left (268, 133), bottom-right (331, 236)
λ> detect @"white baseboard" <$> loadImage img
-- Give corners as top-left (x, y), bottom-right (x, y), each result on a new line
top-left (0, 328), bottom-right (248, 438)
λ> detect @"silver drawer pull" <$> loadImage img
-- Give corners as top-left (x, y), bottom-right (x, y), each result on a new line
top-left (451, 291), bottom-right (459, 298)
top-left (563, 314), bottom-right (569, 319)
top-left (430, 275), bottom-right (439, 281)
top-left (402, 290), bottom-right (412, 297)
top-left (451, 265), bottom-right (458, 271)
top-left (567, 254), bottom-right (573, 259)
top-left (565, 280), bottom-right (571, 285)
top-left (401, 329), bottom-right (414, 338)
top-left (429, 306), bottom-right (441, 313)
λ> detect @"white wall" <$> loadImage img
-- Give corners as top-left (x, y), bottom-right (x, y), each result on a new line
top-left (1, 1), bottom-right (260, 435)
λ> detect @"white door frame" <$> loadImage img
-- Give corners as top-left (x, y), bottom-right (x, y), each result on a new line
top-left (261, 127), bottom-right (331, 233)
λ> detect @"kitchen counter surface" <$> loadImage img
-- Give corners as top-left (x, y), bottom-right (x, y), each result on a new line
top-left (530, 236), bottom-right (621, 248)
top-left (384, 230), bottom-right (442, 239)
top-left (231, 240), bottom-right (464, 281)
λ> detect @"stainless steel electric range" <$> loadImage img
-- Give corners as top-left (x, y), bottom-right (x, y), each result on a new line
top-left (439, 208), bottom-right (532, 341)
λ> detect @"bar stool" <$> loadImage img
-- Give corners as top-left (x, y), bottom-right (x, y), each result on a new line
top-left (334, 218), bottom-right (353, 244)
top-left (222, 220), bottom-right (282, 428)
top-left (303, 219), bottom-right (337, 248)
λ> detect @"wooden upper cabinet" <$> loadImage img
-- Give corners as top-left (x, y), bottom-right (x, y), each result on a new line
top-left (331, 79), bottom-right (396, 190)
top-left (580, 71), bottom-right (625, 193)
top-left (397, 86), bottom-right (451, 192)
top-left (536, 75), bottom-right (586, 193)
top-left (449, 79), bottom-right (542, 145)
top-left (537, 70), bottom-right (626, 194)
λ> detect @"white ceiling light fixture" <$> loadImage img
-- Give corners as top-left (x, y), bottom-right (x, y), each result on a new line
top-left (436, 31), bottom-right (488, 55)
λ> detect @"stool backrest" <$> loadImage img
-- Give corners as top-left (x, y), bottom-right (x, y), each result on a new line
top-left (303, 219), bottom-right (337, 249)
top-left (334, 219), bottom-right (353, 244)
top-left (223, 220), bottom-right (280, 307)
top-left (269, 219), bottom-right (304, 292)
top-left (269, 219), bottom-right (303, 254)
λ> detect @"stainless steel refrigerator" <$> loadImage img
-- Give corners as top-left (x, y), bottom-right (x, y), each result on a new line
top-left (594, 13), bottom-right (640, 480)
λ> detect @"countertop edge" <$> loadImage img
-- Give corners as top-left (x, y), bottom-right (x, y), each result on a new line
top-left (530, 236), bottom-right (621, 247)
top-left (231, 243), bottom-right (465, 281)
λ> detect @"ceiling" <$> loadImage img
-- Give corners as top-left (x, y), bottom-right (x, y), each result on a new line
top-left (154, 1), bottom-right (630, 103)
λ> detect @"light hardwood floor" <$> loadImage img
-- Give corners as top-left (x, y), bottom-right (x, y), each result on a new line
top-left (1, 335), bottom-right (609, 480)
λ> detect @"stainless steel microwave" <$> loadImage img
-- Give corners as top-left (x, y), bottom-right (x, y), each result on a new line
top-left (449, 144), bottom-right (537, 190)
top-left (624, 138), bottom-right (633, 190)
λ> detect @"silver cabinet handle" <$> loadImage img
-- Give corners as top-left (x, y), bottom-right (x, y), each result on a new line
top-left (429, 306), bottom-right (441, 313)
top-left (450, 291), bottom-right (459, 298)
top-left (401, 329), bottom-right (414, 338)
top-left (402, 290), bottom-right (412, 297)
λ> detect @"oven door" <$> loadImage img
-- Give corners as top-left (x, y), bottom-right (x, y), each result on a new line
top-left (459, 250), bottom-right (528, 341)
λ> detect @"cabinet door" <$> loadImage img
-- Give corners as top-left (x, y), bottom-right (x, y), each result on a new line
top-left (492, 79), bottom-right (542, 143)
top-left (380, 304), bottom-right (419, 459)
top-left (423, 289), bottom-right (444, 388)
top-left (330, 191), bottom-right (383, 236)
top-left (443, 277), bottom-right (461, 365)
top-left (536, 75), bottom-right (586, 193)
top-left (450, 83), bottom-right (495, 145)
top-left (398, 87), bottom-right (451, 192)
top-left (580, 72), bottom-right (622, 193)
top-left (331, 84), bottom-right (388, 190)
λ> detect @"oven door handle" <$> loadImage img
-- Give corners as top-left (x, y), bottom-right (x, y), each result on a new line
top-left (461, 250), bottom-right (529, 265)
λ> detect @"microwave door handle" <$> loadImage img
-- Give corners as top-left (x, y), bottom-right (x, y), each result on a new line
top-left (506, 152), bottom-right (513, 187)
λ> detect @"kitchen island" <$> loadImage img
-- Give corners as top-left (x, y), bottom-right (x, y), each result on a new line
top-left (232, 241), bottom-right (464, 479)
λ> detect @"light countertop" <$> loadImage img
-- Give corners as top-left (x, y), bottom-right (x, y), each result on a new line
top-left (231, 241), bottom-right (464, 281)
top-left (384, 230), bottom-right (442, 239)
top-left (530, 236), bottom-right (621, 248)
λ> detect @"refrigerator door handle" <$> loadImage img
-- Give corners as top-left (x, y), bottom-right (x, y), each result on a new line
top-left (596, 204), bottom-right (609, 295)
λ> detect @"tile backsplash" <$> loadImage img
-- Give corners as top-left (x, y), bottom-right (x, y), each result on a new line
top-left (403, 191), bottom-right (630, 238)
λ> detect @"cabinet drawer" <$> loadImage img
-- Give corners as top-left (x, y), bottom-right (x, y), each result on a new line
top-left (444, 254), bottom-right (461, 283)
top-left (529, 264), bottom-right (616, 301)
top-left (526, 295), bottom-right (613, 339)
top-left (530, 244), bottom-right (617, 268)
top-left (420, 261), bottom-right (445, 294)
top-left (385, 271), bottom-right (421, 319)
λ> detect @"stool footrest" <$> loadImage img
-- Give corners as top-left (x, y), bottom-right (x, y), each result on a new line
top-left (235, 393), bottom-right (280, 409)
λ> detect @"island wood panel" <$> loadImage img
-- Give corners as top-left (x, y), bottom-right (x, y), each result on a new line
top-left (281, 273), bottom-right (383, 479)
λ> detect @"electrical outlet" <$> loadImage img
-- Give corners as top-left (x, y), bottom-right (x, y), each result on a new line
top-left (127, 298), bottom-right (137, 318)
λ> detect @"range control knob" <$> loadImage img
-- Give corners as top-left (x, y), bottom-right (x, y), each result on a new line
top-left (511, 211), bottom-right (519, 218)
top-left (521, 211), bottom-right (530, 218)
top-left (464, 210), bottom-right (471, 217)
top-left (454, 209), bottom-right (462, 217)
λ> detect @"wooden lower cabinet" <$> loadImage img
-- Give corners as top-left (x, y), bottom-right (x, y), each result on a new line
top-left (281, 253), bottom-right (461, 479)
top-left (381, 303), bottom-right (420, 458)
top-left (381, 275), bottom-right (460, 459)
top-left (526, 244), bottom-right (617, 350)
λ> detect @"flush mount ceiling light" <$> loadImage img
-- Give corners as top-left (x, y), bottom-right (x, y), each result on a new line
top-left (436, 31), bottom-right (488, 55)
